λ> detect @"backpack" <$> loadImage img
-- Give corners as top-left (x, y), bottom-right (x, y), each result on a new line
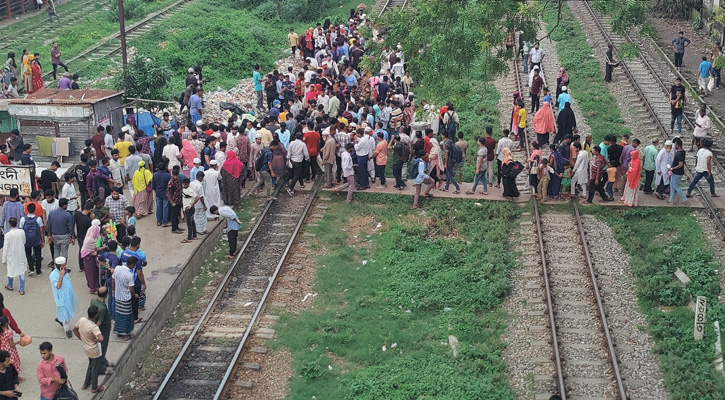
top-left (448, 141), bottom-right (463, 164)
top-left (254, 148), bottom-right (270, 171)
top-left (401, 141), bottom-right (411, 163)
top-left (408, 158), bottom-right (422, 179)
top-left (23, 215), bottom-right (41, 247)
top-left (506, 161), bottom-right (524, 179)
top-left (445, 112), bottom-right (457, 135)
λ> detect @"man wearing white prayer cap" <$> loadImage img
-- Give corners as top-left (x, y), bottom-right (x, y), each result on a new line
top-left (50, 256), bottom-right (79, 338)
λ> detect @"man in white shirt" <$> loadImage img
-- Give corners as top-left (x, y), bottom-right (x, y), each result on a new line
top-left (529, 42), bottom-right (545, 71)
top-left (163, 136), bottom-right (182, 171)
top-left (687, 138), bottom-right (717, 197)
top-left (61, 173), bottom-right (78, 213)
top-left (286, 133), bottom-right (309, 196)
top-left (354, 129), bottom-right (371, 189)
top-left (334, 143), bottom-right (355, 203)
top-left (104, 126), bottom-right (115, 156)
top-left (495, 129), bottom-right (514, 188)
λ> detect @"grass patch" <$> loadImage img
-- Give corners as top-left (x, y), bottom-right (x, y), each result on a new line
top-left (586, 206), bottom-right (725, 399)
top-left (542, 3), bottom-right (630, 144)
top-left (274, 193), bottom-right (520, 399)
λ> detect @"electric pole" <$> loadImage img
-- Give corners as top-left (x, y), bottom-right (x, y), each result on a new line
top-left (118, 0), bottom-right (128, 65)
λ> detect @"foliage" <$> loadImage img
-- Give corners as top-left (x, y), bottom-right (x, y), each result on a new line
top-left (651, 0), bottom-right (702, 19)
top-left (542, 3), bottom-right (631, 144)
top-left (692, 17), bottom-right (704, 31)
top-left (588, 207), bottom-right (725, 399)
top-left (107, 0), bottom-right (145, 22)
top-left (714, 55), bottom-right (725, 70)
top-left (274, 194), bottom-right (520, 399)
top-left (113, 54), bottom-right (172, 106)
top-left (591, 0), bottom-right (647, 35)
top-left (639, 21), bottom-right (658, 39)
top-left (224, 0), bottom-right (351, 22)
top-left (619, 42), bottom-right (640, 60)
top-left (362, 0), bottom-right (541, 86)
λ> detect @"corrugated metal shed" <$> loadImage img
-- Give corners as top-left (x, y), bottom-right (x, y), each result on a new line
top-left (10, 89), bottom-right (120, 105)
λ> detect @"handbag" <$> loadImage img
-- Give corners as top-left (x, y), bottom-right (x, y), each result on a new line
top-left (53, 382), bottom-right (78, 400)
top-left (708, 77), bottom-right (716, 92)
top-left (143, 171), bottom-right (152, 193)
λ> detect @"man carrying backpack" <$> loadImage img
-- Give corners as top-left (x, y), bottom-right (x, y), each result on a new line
top-left (250, 141), bottom-right (277, 201)
top-left (21, 203), bottom-right (45, 276)
top-left (441, 131), bottom-right (462, 193)
top-left (443, 105), bottom-right (459, 136)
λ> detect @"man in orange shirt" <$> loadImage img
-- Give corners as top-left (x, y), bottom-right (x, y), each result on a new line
top-left (373, 132), bottom-right (388, 188)
top-left (302, 121), bottom-right (321, 180)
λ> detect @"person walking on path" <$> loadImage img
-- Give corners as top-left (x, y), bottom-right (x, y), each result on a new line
top-left (441, 131), bottom-right (462, 193)
top-left (50, 257), bottom-right (79, 338)
top-left (253, 65), bottom-right (265, 112)
top-left (210, 206), bottom-right (242, 259)
top-left (691, 108), bottom-right (711, 151)
top-left (152, 162), bottom-right (171, 226)
top-left (495, 130), bottom-right (514, 188)
top-left (671, 31), bottom-right (691, 71)
top-left (181, 176), bottom-right (199, 243)
top-left (50, 43), bottom-right (69, 81)
top-left (642, 138), bottom-right (659, 194)
top-left (167, 166), bottom-right (184, 235)
top-left (621, 149), bottom-right (642, 207)
top-left (670, 89), bottom-right (685, 135)
top-left (697, 56), bottom-right (713, 96)
top-left (36, 342), bottom-right (68, 400)
top-left (412, 150), bottom-right (435, 209)
top-left (687, 138), bottom-right (718, 198)
top-left (131, 161), bottom-right (153, 217)
top-left (334, 143), bottom-right (356, 204)
top-left (669, 138), bottom-right (689, 205)
top-left (112, 255), bottom-right (136, 341)
top-left (468, 137), bottom-right (489, 195)
top-left (604, 44), bottom-right (620, 83)
top-left (220, 152), bottom-right (244, 206)
top-left (105, 187), bottom-right (129, 239)
top-left (73, 306), bottom-right (104, 393)
top-left (572, 142), bottom-right (589, 199)
top-left (373, 132), bottom-right (388, 188)
top-left (0, 317), bottom-right (21, 379)
top-left (46, 198), bottom-right (75, 262)
top-left (321, 130), bottom-right (336, 188)
top-left (530, 68), bottom-right (543, 113)
top-left (20, 203), bottom-right (45, 276)
top-left (2, 218), bottom-right (27, 295)
top-left (500, 148), bottom-right (520, 199)
top-left (91, 287), bottom-right (113, 374)
top-left (585, 146), bottom-right (611, 204)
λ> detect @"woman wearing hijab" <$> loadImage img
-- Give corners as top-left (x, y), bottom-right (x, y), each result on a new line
top-left (132, 161), bottom-right (153, 216)
top-left (555, 102), bottom-right (576, 144)
top-left (528, 141), bottom-right (543, 192)
top-left (556, 68), bottom-right (569, 106)
top-left (429, 137), bottom-right (444, 189)
top-left (500, 148), bottom-right (520, 199)
top-left (621, 149), bottom-right (641, 206)
top-left (21, 55), bottom-right (32, 94)
top-left (81, 220), bottom-right (102, 294)
top-left (221, 151), bottom-right (244, 206)
top-left (153, 136), bottom-right (167, 167)
top-left (547, 143), bottom-right (566, 199)
top-left (533, 99), bottom-right (555, 146)
top-left (3, 53), bottom-right (16, 89)
top-left (180, 139), bottom-right (198, 173)
top-left (30, 57), bottom-right (43, 93)
top-left (271, 132), bottom-right (288, 185)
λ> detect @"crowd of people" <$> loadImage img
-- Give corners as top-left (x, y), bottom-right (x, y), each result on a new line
top-left (2, 40), bottom-right (78, 99)
top-left (0, 5), bottom-right (721, 399)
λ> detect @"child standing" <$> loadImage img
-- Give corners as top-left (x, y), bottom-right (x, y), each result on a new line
top-left (606, 165), bottom-right (616, 199)
top-left (561, 166), bottom-right (572, 197)
top-left (536, 158), bottom-right (552, 201)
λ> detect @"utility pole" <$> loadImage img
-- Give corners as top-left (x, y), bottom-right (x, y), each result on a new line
top-left (118, 0), bottom-right (128, 65)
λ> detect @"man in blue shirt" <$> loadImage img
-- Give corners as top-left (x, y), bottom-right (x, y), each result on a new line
top-left (671, 31), bottom-right (690, 70)
top-left (189, 88), bottom-right (203, 126)
top-left (698, 56), bottom-right (713, 96)
top-left (248, 141), bottom-right (276, 201)
top-left (253, 64), bottom-right (264, 112)
top-left (209, 205), bottom-right (242, 259)
top-left (557, 86), bottom-right (571, 112)
top-left (151, 162), bottom-right (171, 226)
top-left (119, 236), bottom-right (147, 323)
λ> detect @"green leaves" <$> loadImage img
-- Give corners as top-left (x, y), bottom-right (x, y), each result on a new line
top-left (113, 54), bottom-right (173, 106)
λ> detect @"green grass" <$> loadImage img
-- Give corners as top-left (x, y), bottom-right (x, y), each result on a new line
top-left (542, 3), bottom-right (631, 144)
top-left (586, 206), bottom-right (725, 399)
top-left (274, 193), bottom-right (520, 399)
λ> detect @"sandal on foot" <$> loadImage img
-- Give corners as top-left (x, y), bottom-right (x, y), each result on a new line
top-left (180, 239), bottom-right (191, 243)
top-left (3, 285), bottom-right (12, 291)
top-left (91, 386), bottom-right (105, 393)
top-left (465, 190), bottom-right (474, 194)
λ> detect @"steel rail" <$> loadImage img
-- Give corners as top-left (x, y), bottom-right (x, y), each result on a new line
top-left (152, 183), bottom-right (285, 400)
top-left (511, 57), bottom-right (566, 399)
top-left (215, 177), bottom-right (323, 399)
top-left (377, 0), bottom-right (408, 19)
top-left (580, 0), bottom-right (725, 239)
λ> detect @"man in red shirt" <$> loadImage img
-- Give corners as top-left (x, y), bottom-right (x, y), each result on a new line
top-left (530, 68), bottom-right (544, 113)
top-left (303, 121), bottom-right (322, 180)
top-left (423, 129), bottom-right (433, 163)
top-left (91, 126), bottom-right (106, 159)
top-left (483, 127), bottom-right (497, 186)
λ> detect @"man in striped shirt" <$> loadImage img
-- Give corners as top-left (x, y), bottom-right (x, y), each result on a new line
top-left (112, 256), bottom-right (137, 341)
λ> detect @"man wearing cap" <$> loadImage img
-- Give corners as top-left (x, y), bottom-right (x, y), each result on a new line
top-left (204, 160), bottom-right (222, 218)
top-left (190, 171), bottom-right (208, 234)
top-left (557, 86), bottom-right (571, 113)
top-left (654, 140), bottom-right (673, 200)
top-left (189, 158), bottom-right (203, 183)
top-left (270, 100), bottom-right (281, 119)
top-left (124, 147), bottom-right (142, 199)
top-left (189, 88), bottom-right (204, 126)
top-left (50, 256), bottom-right (79, 338)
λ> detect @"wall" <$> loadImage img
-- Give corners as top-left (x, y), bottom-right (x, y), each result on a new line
top-left (96, 220), bottom-right (224, 400)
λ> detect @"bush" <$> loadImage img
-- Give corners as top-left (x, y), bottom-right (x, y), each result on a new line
top-left (113, 54), bottom-right (173, 104)
top-left (107, 0), bottom-right (145, 22)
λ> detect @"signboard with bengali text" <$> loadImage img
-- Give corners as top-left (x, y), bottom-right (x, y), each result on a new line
top-left (0, 165), bottom-right (34, 197)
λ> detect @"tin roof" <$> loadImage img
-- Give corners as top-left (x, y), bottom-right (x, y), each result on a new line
top-left (9, 89), bottom-right (121, 105)
top-left (0, 99), bottom-right (10, 111)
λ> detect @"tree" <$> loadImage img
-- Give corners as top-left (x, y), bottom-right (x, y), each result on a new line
top-left (651, 0), bottom-right (702, 19)
top-left (114, 55), bottom-right (173, 111)
top-left (591, 0), bottom-right (649, 35)
top-left (362, 0), bottom-right (542, 86)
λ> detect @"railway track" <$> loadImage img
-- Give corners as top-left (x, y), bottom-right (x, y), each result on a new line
top-left (0, 0), bottom-right (104, 52)
top-left (376, 0), bottom-right (408, 18)
top-left (41, 0), bottom-right (197, 82)
top-left (153, 180), bottom-right (321, 400)
top-left (574, 0), bottom-right (725, 237)
top-left (506, 34), bottom-right (628, 399)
